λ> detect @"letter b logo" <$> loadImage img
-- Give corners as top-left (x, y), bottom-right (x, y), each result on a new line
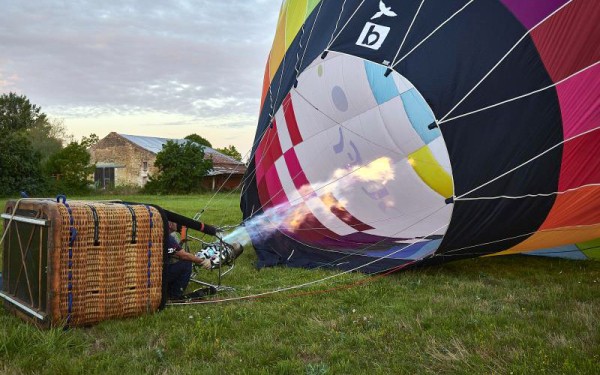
top-left (356, 22), bottom-right (390, 50)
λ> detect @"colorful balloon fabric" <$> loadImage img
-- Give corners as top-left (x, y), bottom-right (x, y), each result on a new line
top-left (240, 0), bottom-right (600, 272)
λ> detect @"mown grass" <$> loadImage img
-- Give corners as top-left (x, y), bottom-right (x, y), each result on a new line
top-left (1, 194), bottom-right (599, 374)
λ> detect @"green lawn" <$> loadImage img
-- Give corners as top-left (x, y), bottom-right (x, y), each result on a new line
top-left (1, 194), bottom-right (599, 374)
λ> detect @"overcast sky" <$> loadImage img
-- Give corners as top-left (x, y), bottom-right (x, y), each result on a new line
top-left (0, 0), bottom-right (281, 156)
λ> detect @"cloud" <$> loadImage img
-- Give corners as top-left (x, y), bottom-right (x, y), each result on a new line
top-left (0, 0), bottom-right (279, 130)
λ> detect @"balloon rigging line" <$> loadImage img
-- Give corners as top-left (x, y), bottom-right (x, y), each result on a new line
top-left (270, 52), bottom-right (287, 121)
top-left (509, 247), bottom-right (598, 257)
top-left (324, 0), bottom-right (350, 51)
top-left (389, 0), bottom-right (426, 68)
top-left (266, 18), bottom-right (291, 122)
top-left (293, 4), bottom-right (308, 80)
top-left (439, 61), bottom-right (600, 125)
top-left (296, 0), bottom-right (325, 77)
top-left (169, 259), bottom-right (414, 306)
top-left (438, 0), bottom-right (573, 123)
top-left (390, 0), bottom-right (475, 70)
top-left (455, 125), bottom-right (600, 200)
top-left (172, 221), bottom-right (451, 305)
top-left (456, 183), bottom-right (600, 202)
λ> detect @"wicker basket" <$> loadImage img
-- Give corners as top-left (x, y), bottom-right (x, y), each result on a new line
top-left (1, 198), bottom-right (165, 327)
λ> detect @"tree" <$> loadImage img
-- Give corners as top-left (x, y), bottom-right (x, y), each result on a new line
top-left (28, 118), bottom-right (67, 164)
top-left (144, 140), bottom-right (213, 194)
top-left (184, 133), bottom-right (212, 148)
top-left (44, 136), bottom-right (96, 194)
top-left (0, 92), bottom-right (48, 195)
top-left (0, 92), bottom-right (47, 132)
top-left (0, 132), bottom-right (46, 195)
top-left (81, 133), bottom-right (99, 148)
top-left (216, 145), bottom-right (243, 161)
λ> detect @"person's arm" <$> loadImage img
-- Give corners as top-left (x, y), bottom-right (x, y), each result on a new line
top-left (165, 210), bottom-right (220, 236)
top-left (173, 249), bottom-right (211, 269)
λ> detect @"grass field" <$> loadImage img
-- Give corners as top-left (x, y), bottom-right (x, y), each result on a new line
top-left (1, 194), bottom-right (599, 374)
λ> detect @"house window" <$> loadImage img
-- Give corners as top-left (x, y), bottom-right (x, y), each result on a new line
top-left (94, 167), bottom-right (115, 189)
top-left (143, 161), bottom-right (148, 171)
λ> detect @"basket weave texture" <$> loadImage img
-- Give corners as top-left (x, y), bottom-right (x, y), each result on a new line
top-left (52, 201), bottom-right (164, 326)
top-left (2, 199), bottom-right (164, 327)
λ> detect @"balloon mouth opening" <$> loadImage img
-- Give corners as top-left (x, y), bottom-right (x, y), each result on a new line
top-left (252, 52), bottom-right (453, 253)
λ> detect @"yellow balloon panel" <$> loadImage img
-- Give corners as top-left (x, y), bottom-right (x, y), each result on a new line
top-left (409, 146), bottom-right (453, 199)
top-left (285, 0), bottom-right (308, 48)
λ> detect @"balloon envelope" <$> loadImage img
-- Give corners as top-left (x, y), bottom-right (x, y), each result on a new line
top-left (240, 0), bottom-right (600, 272)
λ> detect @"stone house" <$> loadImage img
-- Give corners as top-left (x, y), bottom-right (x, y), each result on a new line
top-left (88, 132), bottom-right (246, 191)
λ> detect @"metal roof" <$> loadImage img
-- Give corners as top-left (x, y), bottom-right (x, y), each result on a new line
top-left (119, 133), bottom-right (245, 168)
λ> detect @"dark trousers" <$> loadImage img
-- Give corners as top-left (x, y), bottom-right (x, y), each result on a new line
top-left (165, 261), bottom-right (193, 299)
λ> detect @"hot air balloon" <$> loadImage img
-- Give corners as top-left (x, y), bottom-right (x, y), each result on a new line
top-left (239, 0), bottom-right (600, 273)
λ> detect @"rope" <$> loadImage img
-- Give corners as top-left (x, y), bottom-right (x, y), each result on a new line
top-left (456, 126), bottom-right (600, 200)
top-left (438, 61), bottom-right (599, 125)
top-left (296, 0), bottom-right (325, 74)
top-left (170, 217), bottom-right (450, 305)
top-left (324, 0), bottom-right (349, 51)
top-left (438, 0), bottom-right (573, 123)
top-left (389, 0), bottom-right (426, 68)
top-left (324, 0), bottom-right (367, 52)
top-left (390, 0), bottom-right (475, 70)
top-left (456, 183), bottom-right (600, 202)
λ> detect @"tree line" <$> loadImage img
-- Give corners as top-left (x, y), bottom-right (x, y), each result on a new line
top-left (0, 93), bottom-right (96, 196)
top-left (0, 93), bottom-right (244, 197)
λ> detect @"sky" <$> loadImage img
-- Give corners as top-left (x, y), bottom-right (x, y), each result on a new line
top-left (0, 0), bottom-right (281, 158)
